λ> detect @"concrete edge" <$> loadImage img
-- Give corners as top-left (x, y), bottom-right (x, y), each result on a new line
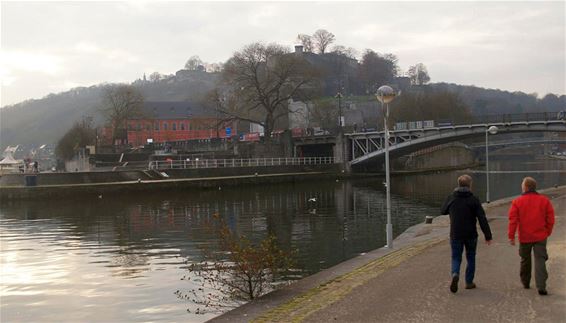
top-left (208, 185), bottom-right (566, 323)
top-left (0, 172), bottom-right (338, 201)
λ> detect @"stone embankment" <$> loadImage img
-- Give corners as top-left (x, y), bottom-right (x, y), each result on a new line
top-left (0, 164), bottom-right (340, 200)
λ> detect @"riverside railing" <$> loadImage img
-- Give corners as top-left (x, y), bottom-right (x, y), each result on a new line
top-left (148, 157), bottom-right (336, 170)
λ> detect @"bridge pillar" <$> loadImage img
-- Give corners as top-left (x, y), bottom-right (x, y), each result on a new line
top-left (334, 131), bottom-right (351, 174)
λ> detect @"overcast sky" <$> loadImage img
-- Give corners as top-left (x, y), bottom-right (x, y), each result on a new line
top-left (1, 1), bottom-right (564, 107)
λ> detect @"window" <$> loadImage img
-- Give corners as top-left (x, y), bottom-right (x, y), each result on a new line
top-left (137, 123), bottom-right (142, 131)
top-left (163, 123), bottom-right (168, 131)
top-left (180, 123), bottom-right (185, 131)
top-left (146, 124), bottom-right (151, 131)
top-left (172, 122), bottom-right (177, 131)
top-left (128, 123), bottom-right (133, 131)
top-left (154, 122), bottom-right (160, 131)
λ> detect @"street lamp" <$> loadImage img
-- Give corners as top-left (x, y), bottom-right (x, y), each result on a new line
top-left (485, 125), bottom-right (498, 203)
top-left (335, 91), bottom-right (344, 127)
top-left (376, 85), bottom-right (397, 249)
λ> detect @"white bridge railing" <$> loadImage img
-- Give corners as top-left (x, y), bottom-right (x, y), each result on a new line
top-left (149, 157), bottom-right (336, 170)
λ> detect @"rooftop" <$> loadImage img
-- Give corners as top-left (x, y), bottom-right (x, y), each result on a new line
top-left (135, 101), bottom-right (214, 120)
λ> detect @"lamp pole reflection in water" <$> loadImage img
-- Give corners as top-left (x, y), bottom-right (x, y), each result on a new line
top-left (376, 85), bottom-right (398, 248)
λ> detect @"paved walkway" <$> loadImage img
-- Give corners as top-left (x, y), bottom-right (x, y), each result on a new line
top-left (249, 187), bottom-right (566, 323)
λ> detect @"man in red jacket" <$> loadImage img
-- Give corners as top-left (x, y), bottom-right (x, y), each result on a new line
top-left (508, 177), bottom-right (555, 295)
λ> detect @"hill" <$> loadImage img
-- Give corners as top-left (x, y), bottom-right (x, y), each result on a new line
top-left (0, 70), bottom-right (219, 149)
top-left (1, 69), bottom-right (563, 150)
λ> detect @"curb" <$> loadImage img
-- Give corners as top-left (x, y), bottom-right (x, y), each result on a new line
top-left (252, 238), bottom-right (444, 323)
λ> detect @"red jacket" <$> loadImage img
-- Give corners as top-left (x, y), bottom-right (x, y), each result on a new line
top-left (508, 191), bottom-right (555, 243)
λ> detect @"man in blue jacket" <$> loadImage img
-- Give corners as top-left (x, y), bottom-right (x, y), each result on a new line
top-left (441, 174), bottom-right (493, 293)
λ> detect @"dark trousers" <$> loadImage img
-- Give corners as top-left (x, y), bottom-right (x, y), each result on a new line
top-left (519, 239), bottom-right (548, 290)
top-left (450, 238), bottom-right (477, 284)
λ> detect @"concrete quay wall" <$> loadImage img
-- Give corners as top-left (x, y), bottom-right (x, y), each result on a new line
top-left (0, 164), bottom-right (340, 188)
top-left (0, 167), bottom-right (341, 201)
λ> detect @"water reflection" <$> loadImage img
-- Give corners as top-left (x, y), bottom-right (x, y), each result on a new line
top-left (0, 159), bottom-right (563, 322)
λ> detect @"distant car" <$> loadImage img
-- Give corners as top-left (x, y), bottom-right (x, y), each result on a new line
top-left (314, 129), bottom-right (330, 136)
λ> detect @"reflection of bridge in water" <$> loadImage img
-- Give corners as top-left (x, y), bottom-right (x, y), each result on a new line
top-left (345, 113), bottom-right (566, 168)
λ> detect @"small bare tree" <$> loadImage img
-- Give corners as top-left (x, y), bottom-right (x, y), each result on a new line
top-left (407, 63), bottom-right (431, 85)
top-left (149, 72), bottom-right (162, 82)
top-left (296, 34), bottom-right (314, 52)
top-left (176, 214), bottom-right (295, 315)
top-left (312, 29), bottom-right (335, 54)
top-left (185, 55), bottom-right (204, 70)
top-left (331, 45), bottom-right (358, 59)
top-left (100, 85), bottom-right (144, 143)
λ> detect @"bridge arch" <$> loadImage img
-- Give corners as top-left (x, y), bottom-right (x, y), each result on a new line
top-left (348, 120), bottom-right (566, 168)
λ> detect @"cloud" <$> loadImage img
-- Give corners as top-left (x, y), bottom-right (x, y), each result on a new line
top-left (74, 42), bottom-right (139, 63)
top-left (0, 50), bottom-right (62, 76)
top-left (0, 1), bottom-right (564, 106)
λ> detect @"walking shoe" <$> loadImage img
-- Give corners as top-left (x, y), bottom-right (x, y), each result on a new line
top-left (465, 283), bottom-right (476, 289)
top-left (450, 274), bottom-right (459, 293)
top-left (538, 290), bottom-right (548, 296)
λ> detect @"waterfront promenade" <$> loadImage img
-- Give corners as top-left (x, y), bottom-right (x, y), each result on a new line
top-left (213, 186), bottom-right (566, 323)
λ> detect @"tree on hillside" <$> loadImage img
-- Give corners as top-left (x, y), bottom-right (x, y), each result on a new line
top-left (390, 90), bottom-right (472, 124)
top-left (100, 85), bottom-right (144, 143)
top-left (331, 45), bottom-right (358, 59)
top-left (312, 29), bottom-right (335, 54)
top-left (309, 100), bottom-right (338, 130)
top-left (55, 117), bottom-right (96, 161)
top-left (217, 42), bottom-right (320, 140)
top-left (296, 34), bottom-right (314, 52)
top-left (407, 63), bottom-right (431, 85)
top-left (358, 50), bottom-right (399, 93)
top-left (205, 62), bottom-right (223, 73)
top-left (149, 72), bottom-right (162, 82)
top-left (185, 55), bottom-right (204, 70)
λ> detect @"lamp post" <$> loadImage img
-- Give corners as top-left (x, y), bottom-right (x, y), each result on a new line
top-left (485, 125), bottom-right (498, 203)
top-left (376, 85), bottom-right (397, 248)
top-left (335, 91), bottom-right (344, 127)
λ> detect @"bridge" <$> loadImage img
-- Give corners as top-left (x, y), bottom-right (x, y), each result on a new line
top-left (346, 113), bottom-right (566, 168)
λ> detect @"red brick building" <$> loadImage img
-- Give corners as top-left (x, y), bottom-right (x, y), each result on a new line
top-left (126, 102), bottom-right (233, 146)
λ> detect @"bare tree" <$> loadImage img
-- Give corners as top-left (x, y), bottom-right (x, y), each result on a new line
top-left (149, 72), bottom-right (162, 82)
top-left (218, 42), bottom-right (320, 140)
top-left (312, 29), bottom-right (335, 54)
top-left (331, 45), bottom-right (358, 59)
top-left (176, 214), bottom-right (295, 315)
top-left (296, 34), bottom-right (314, 52)
top-left (100, 85), bottom-right (144, 143)
top-left (407, 63), bottom-right (431, 85)
top-left (185, 55), bottom-right (203, 70)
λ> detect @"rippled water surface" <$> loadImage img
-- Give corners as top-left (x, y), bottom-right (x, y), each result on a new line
top-left (1, 159), bottom-right (564, 322)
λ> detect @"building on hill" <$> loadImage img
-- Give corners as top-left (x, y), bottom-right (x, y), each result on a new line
top-left (292, 45), bottom-right (360, 96)
top-left (126, 101), bottom-right (234, 146)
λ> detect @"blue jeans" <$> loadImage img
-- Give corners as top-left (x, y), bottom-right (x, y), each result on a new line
top-left (451, 238), bottom-right (478, 284)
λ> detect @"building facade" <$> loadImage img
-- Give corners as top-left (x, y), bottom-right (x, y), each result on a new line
top-left (126, 101), bottom-right (231, 146)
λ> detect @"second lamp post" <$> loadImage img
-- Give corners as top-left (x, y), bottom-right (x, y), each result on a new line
top-left (376, 85), bottom-right (397, 249)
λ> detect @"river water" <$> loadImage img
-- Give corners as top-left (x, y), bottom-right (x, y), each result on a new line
top-left (1, 158), bottom-right (564, 322)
